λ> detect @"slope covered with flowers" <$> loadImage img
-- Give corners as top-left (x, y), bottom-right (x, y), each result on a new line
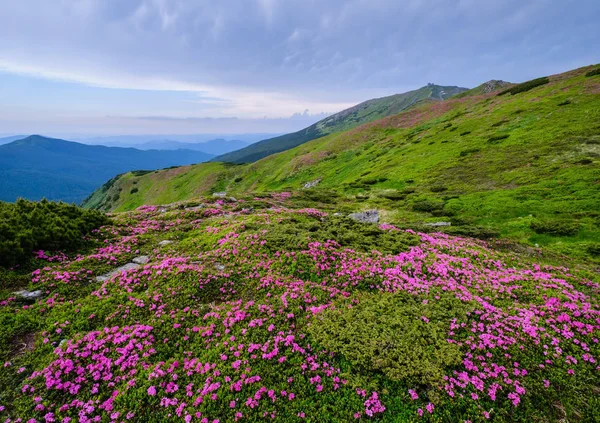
top-left (1, 195), bottom-right (599, 422)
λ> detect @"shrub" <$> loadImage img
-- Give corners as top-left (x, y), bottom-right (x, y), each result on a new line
top-left (497, 77), bottom-right (549, 96)
top-left (308, 292), bottom-right (470, 389)
top-left (430, 185), bottom-right (448, 193)
top-left (459, 148), bottom-right (480, 157)
top-left (131, 170), bottom-right (153, 177)
top-left (558, 100), bottom-right (571, 106)
top-left (487, 134), bottom-right (510, 144)
top-left (0, 199), bottom-right (110, 267)
top-left (585, 68), bottom-right (600, 77)
top-left (459, 131), bottom-right (471, 136)
top-left (412, 199), bottom-right (445, 213)
top-left (130, 187), bottom-right (139, 194)
top-left (530, 219), bottom-right (580, 236)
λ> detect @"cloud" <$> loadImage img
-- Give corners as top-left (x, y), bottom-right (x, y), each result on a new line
top-left (0, 0), bottom-right (598, 131)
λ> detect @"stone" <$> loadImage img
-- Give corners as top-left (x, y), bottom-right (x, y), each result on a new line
top-left (132, 255), bottom-right (150, 265)
top-left (158, 240), bottom-right (174, 246)
top-left (303, 179), bottom-right (321, 189)
top-left (212, 192), bottom-right (227, 197)
top-left (185, 205), bottom-right (204, 211)
top-left (423, 221), bottom-right (452, 227)
top-left (95, 263), bottom-right (140, 282)
top-left (13, 290), bottom-right (44, 300)
top-left (214, 263), bottom-right (225, 271)
top-left (348, 210), bottom-right (379, 224)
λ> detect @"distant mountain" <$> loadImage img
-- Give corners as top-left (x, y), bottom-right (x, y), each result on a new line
top-left (0, 135), bottom-right (214, 203)
top-left (212, 84), bottom-right (468, 164)
top-left (75, 133), bottom-right (277, 146)
top-left (131, 139), bottom-right (250, 155)
top-left (0, 135), bottom-right (27, 145)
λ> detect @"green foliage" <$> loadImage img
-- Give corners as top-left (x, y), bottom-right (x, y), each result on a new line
top-left (0, 199), bottom-right (110, 267)
top-left (487, 134), bottom-right (510, 143)
top-left (530, 219), bottom-right (581, 236)
top-left (130, 187), bottom-right (139, 194)
top-left (308, 291), bottom-right (471, 390)
top-left (497, 77), bottom-right (549, 96)
top-left (585, 68), bottom-right (600, 77)
top-left (412, 198), bottom-right (445, 213)
top-left (261, 215), bottom-right (419, 254)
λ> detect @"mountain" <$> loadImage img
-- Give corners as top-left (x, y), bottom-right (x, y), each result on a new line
top-left (131, 138), bottom-right (250, 155)
top-left (75, 133), bottom-right (277, 146)
top-left (213, 84), bottom-right (468, 164)
top-left (0, 135), bottom-right (27, 145)
top-left (85, 64), bottom-right (600, 261)
top-left (453, 80), bottom-right (513, 98)
top-left (0, 135), bottom-right (214, 203)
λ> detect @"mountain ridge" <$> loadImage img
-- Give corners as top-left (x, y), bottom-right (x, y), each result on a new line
top-left (84, 64), bottom-right (600, 261)
top-left (212, 84), bottom-right (468, 164)
top-left (0, 135), bottom-right (214, 203)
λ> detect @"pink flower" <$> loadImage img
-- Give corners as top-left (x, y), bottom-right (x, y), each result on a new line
top-left (408, 389), bottom-right (418, 400)
top-left (148, 386), bottom-right (157, 396)
top-left (426, 403), bottom-right (434, 414)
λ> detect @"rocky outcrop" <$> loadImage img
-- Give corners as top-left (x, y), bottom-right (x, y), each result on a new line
top-left (348, 210), bottom-right (379, 224)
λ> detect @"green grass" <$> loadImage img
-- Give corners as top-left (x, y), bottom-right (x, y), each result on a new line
top-left (83, 64), bottom-right (600, 262)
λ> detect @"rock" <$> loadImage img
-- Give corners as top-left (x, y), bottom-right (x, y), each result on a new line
top-left (423, 221), bottom-right (452, 227)
top-left (212, 192), bottom-right (227, 197)
top-left (13, 290), bottom-right (44, 300)
top-left (158, 240), bottom-right (174, 247)
top-left (333, 212), bottom-right (343, 216)
top-left (214, 263), bottom-right (225, 271)
top-left (95, 263), bottom-right (141, 282)
top-left (303, 179), bottom-right (321, 189)
top-left (132, 255), bottom-right (150, 265)
top-left (348, 210), bottom-right (379, 224)
top-left (185, 205), bottom-right (204, 211)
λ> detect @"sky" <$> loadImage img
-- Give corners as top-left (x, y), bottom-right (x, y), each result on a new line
top-left (0, 0), bottom-right (598, 137)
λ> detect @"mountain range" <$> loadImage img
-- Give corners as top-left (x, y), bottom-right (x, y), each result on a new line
top-left (213, 84), bottom-right (468, 163)
top-left (83, 64), bottom-right (600, 261)
top-left (0, 135), bottom-right (214, 203)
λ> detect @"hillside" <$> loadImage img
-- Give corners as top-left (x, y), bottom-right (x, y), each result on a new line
top-left (85, 64), bottom-right (600, 262)
top-left (0, 135), bottom-right (214, 203)
top-left (213, 84), bottom-right (468, 163)
top-left (2, 196), bottom-right (599, 422)
top-left (130, 138), bottom-right (250, 155)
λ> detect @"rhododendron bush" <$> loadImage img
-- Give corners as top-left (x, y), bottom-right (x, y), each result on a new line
top-left (0, 195), bottom-right (599, 422)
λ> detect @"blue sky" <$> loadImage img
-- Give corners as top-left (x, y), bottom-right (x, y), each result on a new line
top-left (0, 0), bottom-right (598, 137)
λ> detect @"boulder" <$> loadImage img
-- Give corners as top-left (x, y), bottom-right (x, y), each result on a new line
top-left (212, 192), bottom-right (227, 197)
top-left (423, 221), bottom-right (452, 227)
top-left (13, 290), bottom-right (44, 300)
top-left (158, 240), bottom-right (174, 247)
top-left (348, 210), bottom-right (379, 224)
top-left (95, 263), bottom-right (141, 282)
top-left (303, 179), bottom-right (321, 189)
top-left (132, 255), bottom-right (150, 264)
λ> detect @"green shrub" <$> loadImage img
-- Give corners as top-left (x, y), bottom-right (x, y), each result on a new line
top-left (131, 170), bottom-right (153, 177)
top-left (558, 100), bottom-right (571, 106)
top-left (0, 199), bottom-right (110, 267)
top-left (130, 187), bottom-right (139, 194)
top-left (308, 292), bottom-right (471, 390)
top-left (430, 185), bottom-right (447, 193)
top-left (497, 77), bottom-right (550, 96)
top-left (488, 134), bottom-right (510, 144)
top-left (459, 148), bottom-right (480, 157)
top-left (412, 199), bottom-right (445, 212)
top-left (530, 219), bottom-right (580, 236)
top-left (585, 68), bottom-right (600, 77)
top-left (459, 131), bottom-right (471, 136)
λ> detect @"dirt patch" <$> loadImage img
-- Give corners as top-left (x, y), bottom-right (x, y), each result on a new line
top-left (10, 331), bottom-right (35, 357)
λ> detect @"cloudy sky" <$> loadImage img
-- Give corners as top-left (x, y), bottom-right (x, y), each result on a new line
top-left (0, 0), bottom-right (598, 137)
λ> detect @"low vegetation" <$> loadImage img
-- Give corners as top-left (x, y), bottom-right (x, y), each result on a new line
top-left (0, 199), bottom-right (109, 267)
top-left (0, 197), bottom-right (598, 422)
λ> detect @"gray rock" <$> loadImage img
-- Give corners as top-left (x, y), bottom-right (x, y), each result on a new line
top-left (95, 263), bottom-right (141, 282)
top-left (348, 210), bottom-right (379, 224)
top-left (132, 255), bottom-right (150, 265)
top-left (185, 205), bottom-right (204, 211)
top-left (212, 192), bottom-right (227, 197)
top-left (13, 290), bottom-right (44, 300)
top-left (158, 240), bottom-right (174, 247)
top-left (303, 179), bottom-right (321, 189)
top-left (333, 212), bottom-right (343, 216)
top-left (214, 263), bottom-right (225, 271)
top-left (423, 221), bottom-right (452, 227)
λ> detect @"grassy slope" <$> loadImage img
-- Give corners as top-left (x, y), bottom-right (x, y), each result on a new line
top-left (84, 64), bottom-right (600, 260)
top-left (213, 84), bottom-right (467, 164)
